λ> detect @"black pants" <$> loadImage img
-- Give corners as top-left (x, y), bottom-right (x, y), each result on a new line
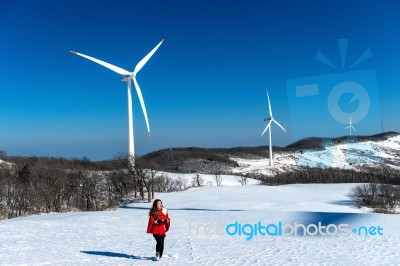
top-left (153, 234), bottom-right (165, 257)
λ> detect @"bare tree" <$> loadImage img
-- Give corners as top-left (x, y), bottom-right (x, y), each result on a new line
top-left (162, 174), bottom-right (175, 192)
top-left (153, 173), bottom-right (182, 192)
top-left (108, 153), bottom-right (142, 199)
top-left (176, 176), bottom-right (189, 190)
top-left (0, 166), bottom-right (17, 219)
top-left (139, 160), bottom-right (160, 202)
top-left (192, 172), bottom-right (204, 187)
top-left (211, 164), bottom-right (223, 186)
top-left (349, 183), bottom-right (400, 214)
top-left (31, 165), bottom-right (68, 213)
top-left (67, 169), bottom-right (107, 211)
top-left (215, 175), bottom-right (222, 186)
top-left (236, 175), bottom-right (248, 186)
top-left (140, 168), bottom-right (158, 202)
top-left (107, 168), bottom-right (132, 197)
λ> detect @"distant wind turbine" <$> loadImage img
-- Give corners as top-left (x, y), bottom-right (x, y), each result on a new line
top-left (260, 90), bottom-right (287, 166)
top-left (70, 39), bottom-right (164, 165)
top-left (345, 116), bottom-right (356, 136)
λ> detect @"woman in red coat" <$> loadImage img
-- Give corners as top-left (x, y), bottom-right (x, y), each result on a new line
top-left (147, 199), bottom-right (170, 261)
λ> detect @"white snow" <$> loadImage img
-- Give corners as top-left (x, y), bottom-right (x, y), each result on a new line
top-left (375, 134), bottom-right (400, 150)
top-left (1, 182), bottom-right (399, 265)
top-left (1, 135), bottom-right (399, 265)
top-left (231, 135), bottom-right (400, 175)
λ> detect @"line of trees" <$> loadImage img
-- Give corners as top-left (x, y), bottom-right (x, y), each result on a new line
top-left (259, 164), bottom-right (400, 186)
top-left (141, 148), bottom-right (239, 174)
top-left (0, 154), bottom-right (190, 220)
top-left (0, 163), bottom-right (115, 220)
top-left (1, 152), bottom-right (241, 220)
top-left (349, 183), bottom-right (400, 213)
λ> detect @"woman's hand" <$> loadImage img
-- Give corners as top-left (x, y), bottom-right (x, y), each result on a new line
top-left (155, 218), bottom-right (169, 224)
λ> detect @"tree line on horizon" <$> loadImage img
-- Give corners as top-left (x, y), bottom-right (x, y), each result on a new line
top-left (1, 146), bottom-right (399, 218)
top-left (0, 154), bottom-right (192, 220)
top-left (0, 151), bottom-right (237, 220)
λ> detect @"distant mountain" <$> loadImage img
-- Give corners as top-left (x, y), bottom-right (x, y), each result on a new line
top-left (138, 144), bottom-right (293, 174)
top-left (286, 131), bottom-right (400, 150)
top-left (139, 132), bottom-right (400, 174)
top-left (2, 132), bottom-right (399, 176)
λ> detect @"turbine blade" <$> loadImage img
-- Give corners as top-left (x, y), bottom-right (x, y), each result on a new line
top-left (132, 77), bottom-right (151, 138)
top-left (351, 126), bottom-right (357, 132)
top-left (273, 119), bottom-right (286, 132)
top-left (70, 50), bottom-right (131, 76)
top-left (266, 90), bottom-right (273, 117)
top-left (345, 126), bottom-right (350, 129)
top-left (350, 116), bottom-right (352, 124)
top-left (261, 121), bottom-right (272, 136)
top-left (134, 39), bottom-right (164, 74)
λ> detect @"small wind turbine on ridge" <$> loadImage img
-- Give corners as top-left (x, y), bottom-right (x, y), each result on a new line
top-left (345, 116), bottom-right (356, 136)
top-left (260, 90), bottom-right (287, 166)
top-left (70, 39), bottom-right (164, 166)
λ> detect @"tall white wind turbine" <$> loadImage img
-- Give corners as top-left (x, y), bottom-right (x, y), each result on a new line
top-left (70, 39), bottom-right (164, 165)
top-left (345, 116), bottom-right (356, 136)
top-left (260, 90), bottom-right (287, 166)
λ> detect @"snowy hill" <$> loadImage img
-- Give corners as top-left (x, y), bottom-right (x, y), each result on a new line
top-left (231, 134), bottom-right (400, 177)
top-left (139, 132), bottom-right (400, 177)
top-left (1, 183), bottom-right (399, 265)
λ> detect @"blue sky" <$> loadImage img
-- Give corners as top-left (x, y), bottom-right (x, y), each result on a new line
top-left (1, 0), bottom-right (399, 161)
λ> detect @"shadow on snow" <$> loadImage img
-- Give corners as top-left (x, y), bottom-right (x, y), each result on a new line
top-left (80, 251), bottom-right (154, 261)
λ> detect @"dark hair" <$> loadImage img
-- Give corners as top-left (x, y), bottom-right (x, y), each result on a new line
top-left (149, 199), bottom-right (162, 218)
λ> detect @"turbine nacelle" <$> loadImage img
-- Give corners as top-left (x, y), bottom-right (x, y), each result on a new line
top-left (121, 75), bottom-right (132, 81)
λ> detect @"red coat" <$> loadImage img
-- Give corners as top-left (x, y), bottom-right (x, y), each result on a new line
top-left (147, 208), bottom-right (170, 235)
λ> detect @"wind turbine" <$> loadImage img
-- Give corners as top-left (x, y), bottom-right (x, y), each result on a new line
top-left (260, 90), bottom-right (287, 166)
top-left (345, 116), bottom-right (356, 136)
top-left (70, 39), bottom-right (164, 165)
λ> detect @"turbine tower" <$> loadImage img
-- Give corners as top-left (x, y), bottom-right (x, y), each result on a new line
top-left (260, 90), bottom-right (286, 166)
top-left (345, 116), bottom-right (356, 136)
top-left (71, 39), bottom-right (164, 165)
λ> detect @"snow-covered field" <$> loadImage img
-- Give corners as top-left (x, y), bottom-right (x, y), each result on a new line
top-left (1, 183), bottom-right (399, 265)
top-left (1, 135), bottom-right (399, 265)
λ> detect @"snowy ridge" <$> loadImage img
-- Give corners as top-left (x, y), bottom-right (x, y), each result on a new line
top-left (231, 135), bottom-right (400, 176)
